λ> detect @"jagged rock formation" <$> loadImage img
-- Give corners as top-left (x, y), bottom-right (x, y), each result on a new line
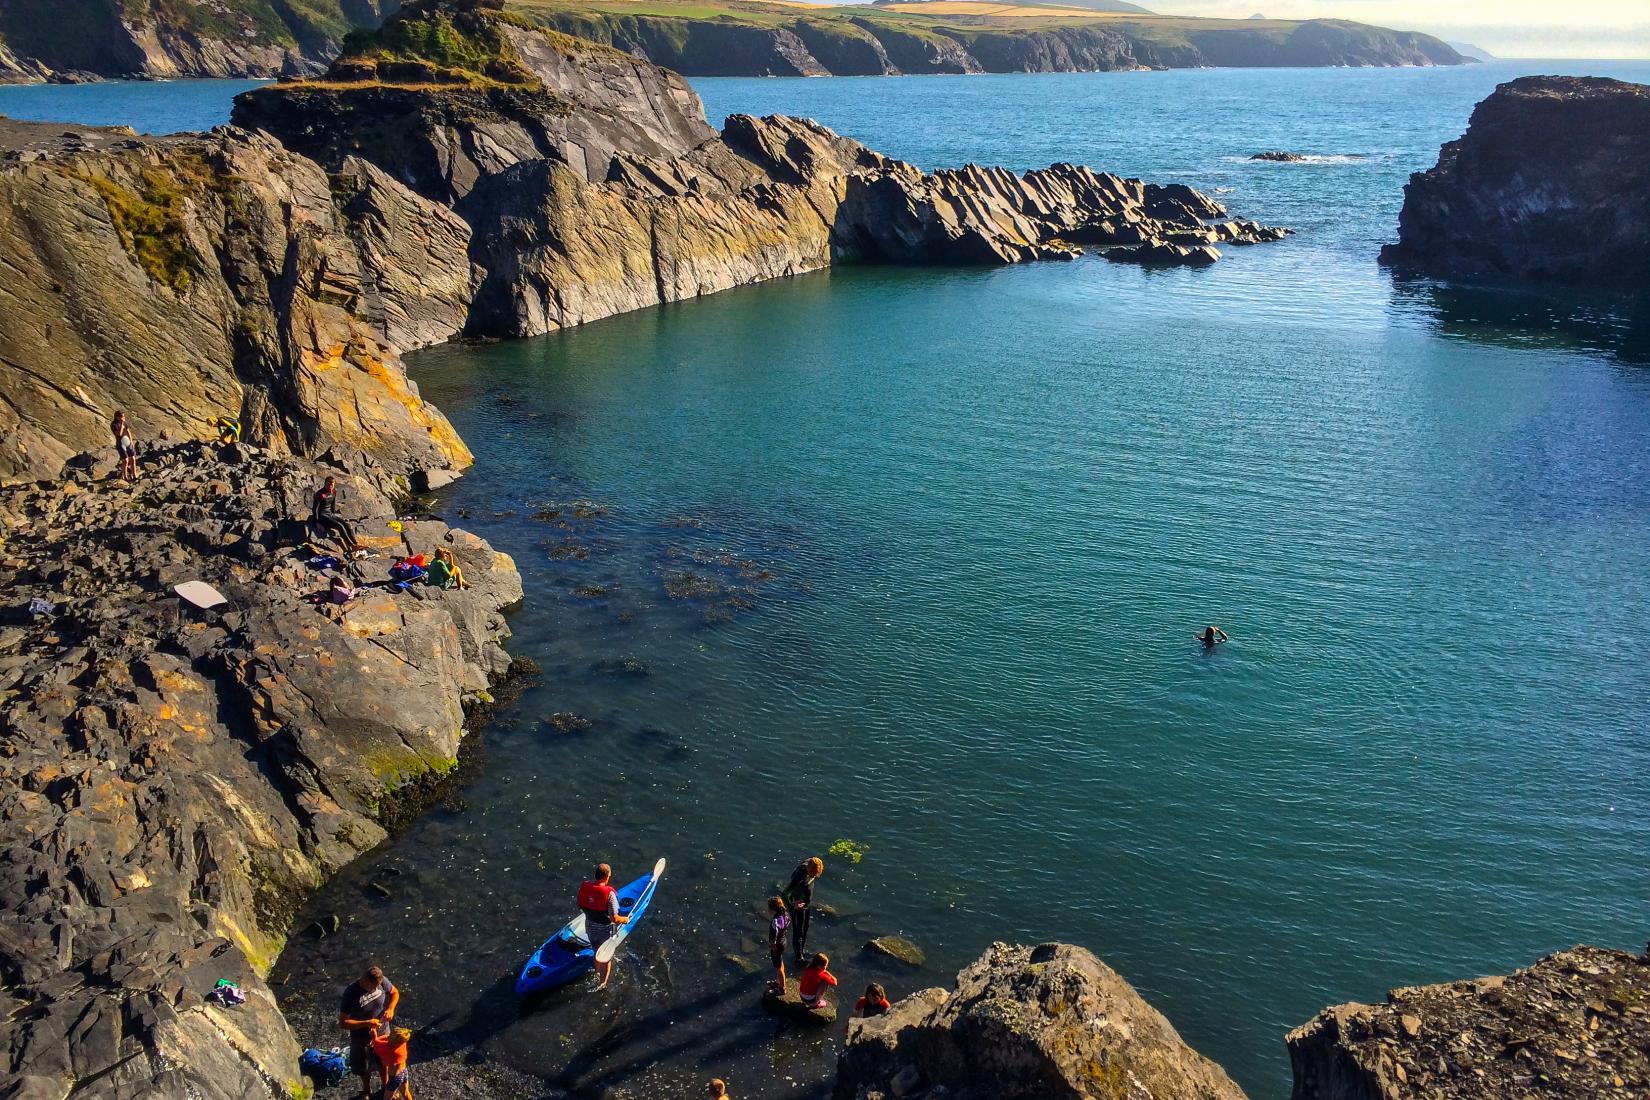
top-left (0, 119), bottom-right (475, 485)
top-left (1380, 76), bottom-right (1650, 284)
top-left (234, 0), bottom-right (1288, 340)
top-left (1287, 946), bottom-right (1650, 1100)
top-left (0, 441), bottom-right (522, 1099)
top-left (0, 0), bottom-right (398, 81)
top-left (836, 942), bottom-right (1249, 1100)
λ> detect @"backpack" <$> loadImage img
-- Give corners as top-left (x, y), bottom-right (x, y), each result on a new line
top-left (299, 1047), bottom-right (350, 1088)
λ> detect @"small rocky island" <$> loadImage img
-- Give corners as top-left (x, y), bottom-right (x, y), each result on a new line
top-left (1381, 75), bottom-right (1650, 284)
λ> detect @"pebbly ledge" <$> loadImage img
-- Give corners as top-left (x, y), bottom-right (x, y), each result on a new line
top-left (0, 441), bottom-right (521, 1099)
top-left (1288, 946), bottom-right (1650, 1100)
top-left (1380, 76), bottom-right (1650, 284)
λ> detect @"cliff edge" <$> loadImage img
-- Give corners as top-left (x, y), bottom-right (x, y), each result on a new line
top-left (836, 942), bottom-right (1248, 1100)
top-left (1380, 76), bottom-right (1650, 284)
top-left (1288, 945), bottom-right (1650, 1100)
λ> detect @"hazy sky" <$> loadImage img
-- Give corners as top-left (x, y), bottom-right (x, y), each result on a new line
top-left (1126, 1), bottom-right (1649, 57)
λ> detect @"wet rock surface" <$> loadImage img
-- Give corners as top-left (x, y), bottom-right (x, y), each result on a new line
top-left (1287, 946), bottom-right (1650, 1100)
top-left (836, 942), bottom-right (1249, 1100)
top-left (1381, 75), bottom-right (1650, 284)
top-left (0, 441), bottom-right (520, 1099)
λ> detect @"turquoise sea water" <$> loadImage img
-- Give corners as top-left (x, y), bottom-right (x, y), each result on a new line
top-left (9, 63), bottom-right (1650, 1097)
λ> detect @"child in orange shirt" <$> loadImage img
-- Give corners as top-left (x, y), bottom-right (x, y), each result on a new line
top-left (797, 953), bottom-right (837, 1009)
top-left (370, 1027), bottom-right (413, 1100)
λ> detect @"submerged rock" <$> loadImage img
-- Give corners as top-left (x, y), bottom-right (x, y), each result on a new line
top-left (835, 942), bottom-right (1247, 1100)
top-left (1381, 75), bottom-right (1650, 283)
top-left (1252, 150), bottom-right (1308, 161)
top-left (866, 935), bottom-right (927, 968)
top-left (1287, 945), bottom-right (1650, 1100)
top-left (764, 989), bottom-right (840, 1026)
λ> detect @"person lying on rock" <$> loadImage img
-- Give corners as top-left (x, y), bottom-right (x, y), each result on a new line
top-left (798, 952), bottom-right (837, 1010)
top-left (782, 857), bottom-right (824, 968)
top-left (426, 547), bottom-right (468, 590)
top-left (370, 1026), bottom-right (414, 1100)
top-left (855, 982), bottom-right (890, 1018)
top-left (766, 896), bottom-right (790, 996)
top-left (577, 863), bottom-right (629, 991)
top-left (329, 575), bottom-right (357, 605)
top-left (338, 966), bottom-right (399, 1100)
top-left (311, 476), bottom-right (361, 551)
top-left (111, 410), bottom-right (137, 481)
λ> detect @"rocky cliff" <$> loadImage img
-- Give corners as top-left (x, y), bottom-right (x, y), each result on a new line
top-left (0, 0), bottom-right (1467, 80)
top-left (0, 118), bottom-right (478, 486)
top-left (231, 0), bottom-right (1287, 342)
top-left (512, 7), bottom-right (1468, 77)
top-left (0, 0), bottom-right (398, 81)
top-left (0, 441), bottom-right (522, 1099)
top-left (1380, 76), bottom-right (1650, 284)
top-left (1288, 946), bottom-right (1650, 1100)
top-left (836, 942), bottom-right (1249, 1100)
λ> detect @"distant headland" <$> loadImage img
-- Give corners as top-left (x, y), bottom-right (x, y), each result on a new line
top-left (0, 0), bottom-right (1469, 82)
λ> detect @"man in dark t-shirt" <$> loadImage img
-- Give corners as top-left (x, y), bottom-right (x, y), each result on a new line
top-left (338, 966), bottom-right (399, 1099)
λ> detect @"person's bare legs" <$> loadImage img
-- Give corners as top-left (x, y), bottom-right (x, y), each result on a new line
top-left (594, 957), bottom-right (612, 990)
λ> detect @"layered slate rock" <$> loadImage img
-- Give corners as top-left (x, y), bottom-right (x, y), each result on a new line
top-left (1380, 76), bottom-right (1650, 284)
top-left (835, 942), bottom-right (1248, 1100)
top-left (0, 441), bottom-right (521, 1100)
top-left (237, 0), bottom-right (1289, 340)
top-left (1288, 946), bottom-right (1650, 1100)
top-left (0, 118), bottom-right (476, 485)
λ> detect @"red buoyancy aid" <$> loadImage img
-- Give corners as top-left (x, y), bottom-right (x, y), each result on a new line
top-left (578, 880), bottom-right (616, 922)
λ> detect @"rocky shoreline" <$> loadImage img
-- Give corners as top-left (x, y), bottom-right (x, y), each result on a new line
top-left (0, 442), bottom-right (522, 1098)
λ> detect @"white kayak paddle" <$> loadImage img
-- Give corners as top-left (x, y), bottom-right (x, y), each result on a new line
top-left (594, 857), bottom-right (667, 966)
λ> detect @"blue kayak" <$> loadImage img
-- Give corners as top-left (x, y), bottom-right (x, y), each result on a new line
top-left (515, 858), bottom-right (666, 997)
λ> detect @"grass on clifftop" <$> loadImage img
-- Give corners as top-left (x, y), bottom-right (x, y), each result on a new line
top-left (333, 5), bottom-right (542, 87)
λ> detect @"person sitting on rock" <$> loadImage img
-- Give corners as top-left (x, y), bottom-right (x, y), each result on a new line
top-left (782, 857), bottom-right (824, 969)
top-left (1197, 625), bottom-right (1229, 649)
top-left (855, 982), bottom-right (891, 1018)
top-left (370, 1026), bottom-right (414, 1100)
top-left (111, 410), bottom-right (137, 481)
top-left (426, 547), bottom-right (468, 590)
top-left (766, 896), bottom-right (789, 996)
top-left (798, 952), bottom-right (837, 1010)
top-left (338, 966), bottom-right (398, 1100)
top-left (311, 476), bottom-right (362, 551)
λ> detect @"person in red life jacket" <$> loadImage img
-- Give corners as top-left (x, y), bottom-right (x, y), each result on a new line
top-left (781, 856), bottom-right (824, 968)
top-left (854, 982), bottom-right (891, 1018)
top-left (765, 897), bottom-right (789, 996)
top-left (797, 952), bottom-right (837, 1009)
top-left (577, 863), bottom-right (629, 990)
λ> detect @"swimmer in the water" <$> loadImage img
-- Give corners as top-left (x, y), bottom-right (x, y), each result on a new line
top-left (1197, 625), bottom-right (1229, 648)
